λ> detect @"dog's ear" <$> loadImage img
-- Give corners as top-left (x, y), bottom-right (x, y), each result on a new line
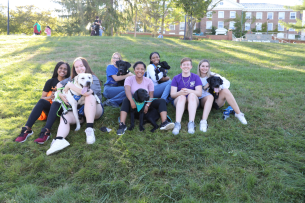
top-left (133, 90), bottom-right (139, 102)
top-left (207, 77), bottom-right (212, 84)
top-left (125, 61), bottom-right (131, 69)
top-left (219, 77), bottom-right (223, 85)
top-left (74, 75), bottom-right (79, 86)
top-left (115, 60), bottom-right (122, 67)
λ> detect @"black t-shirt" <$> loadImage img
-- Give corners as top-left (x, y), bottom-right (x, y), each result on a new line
top-left (94, 20), bottom-right (100, 30)
top-left (43, 78), bottom-right (60, 92)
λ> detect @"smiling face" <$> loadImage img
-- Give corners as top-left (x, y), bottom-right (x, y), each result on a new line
top-left (111, 54), bottom-right (121, 66)
top-left (150, 53), bottom-right (160, 65)
top-left (134, 63), bottom-right (145, 78)
top-left (74, 60), bottom-right (86, 75)
top-left (199, 62), bottom-right (210, 77)
top-left (180, 60), bottom-right (192, 74)
top-left (57, 63), bottom-right (68, 78)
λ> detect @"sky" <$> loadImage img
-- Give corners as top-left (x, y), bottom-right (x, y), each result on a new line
top-left (1, 0), bottom-right (303, 11)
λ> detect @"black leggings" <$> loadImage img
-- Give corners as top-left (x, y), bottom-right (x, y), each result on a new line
top-left (25, 99), bottom-right (62, 130)
top-left (121, 98), bottom-right (167, 113)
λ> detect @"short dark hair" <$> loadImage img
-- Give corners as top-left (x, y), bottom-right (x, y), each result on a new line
top-left (180, 57), bottom-right (192, 65)
top-left (149, 52), bottom-right (160, 64)
top-left (96, 16), bottom-right (99, 19)
top-left (133, 61), bottom-right (146, 69)
top-left (52, 61), bottom-right (71, 79)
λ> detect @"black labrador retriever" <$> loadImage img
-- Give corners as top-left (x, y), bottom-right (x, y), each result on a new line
top-left (129, 89), bottom-right (160, 132)
top-left (116, 60), bottom-right (131, 86)
top-left (207, 76), bottom-right (223, 110)
top-left (155, 61), bottom-right (171, 84)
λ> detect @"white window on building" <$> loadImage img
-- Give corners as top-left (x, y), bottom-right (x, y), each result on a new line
top-left (230, 11), bottom-right (236, 18)
top-left (267, 23), bottom-right (273, 31)
top-left (256, 12), bottom-right (262, 19)
top-left (193, 23), bottom-right (196, 30)
top-left (229, 21), bottom-right (235, 30)
top-left (218, 21), bottom-right (224, 29)
top-left (180, 22), bottom-right (185, 30)
top-left (267, 12), bottom-right (273, 20)
top-left (220, 1), bottom-right (224, 5)
top-left (206, 21), bottom-right (212, 29)
top-left (278, 12), bottom-right (285, 20)
top-left (245, 23), bottom-right (251, 31)
top-left (278, 23), bottom-right (284, 31)
top-left (218, 11), bottom-right (224, 18)
top-left (245, 12), bottom-right (251, 19)
top-left (290, 12), bottom-right (296, 19)
top-left (289, 23), bottom-right (296, 31)
top-left (256, 23), bottom-right (262, 31)
top-left (169, 24), bottom-right (175, 30)
top-left (288, 34), bottom-right (295, 39)
top-left (206, 11), bottom-right (213, 18)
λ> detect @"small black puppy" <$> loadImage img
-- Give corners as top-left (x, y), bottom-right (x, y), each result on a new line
top-left (207, 76), bottom-right (223, 110)
top-left (116, 60), bottom-right (131, 86)
top-left (155, 61), bottom-right (171, 83)
top-left (129, 89), bottom-right (160, 132)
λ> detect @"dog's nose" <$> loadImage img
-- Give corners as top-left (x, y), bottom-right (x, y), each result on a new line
top-left (86, 81), bottom-right (91, 87)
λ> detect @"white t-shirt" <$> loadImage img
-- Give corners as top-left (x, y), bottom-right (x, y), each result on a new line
top-left (146, 64), bottom-right (164, 86)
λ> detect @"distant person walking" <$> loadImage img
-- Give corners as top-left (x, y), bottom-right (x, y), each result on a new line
top-left (99, 26), bottom-right (104, 36)
top-left (94, 16), bottom-right (101, 36)
top-left (157, 32), bottom-right (163, 38)
top-left (45, 26), bottom-right (51, 36)
top-left (33, 22), bottom-right (42, 35)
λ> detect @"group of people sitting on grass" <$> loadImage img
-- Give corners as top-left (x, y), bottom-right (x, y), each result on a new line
top-left (15, 52), bottom-right (247, 155)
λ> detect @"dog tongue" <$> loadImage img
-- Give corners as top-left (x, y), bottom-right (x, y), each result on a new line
top-left (81, 87), bottom-right (88, 94)
top-left (214, 88), bottom-right (219, 93)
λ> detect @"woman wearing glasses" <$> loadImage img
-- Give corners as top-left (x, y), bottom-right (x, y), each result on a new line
top-left (103, 52), bottom-right (133, 108)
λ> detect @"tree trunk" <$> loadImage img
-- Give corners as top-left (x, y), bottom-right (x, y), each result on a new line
top-left (109, 0), bottom-right (114, 36)
top-left (134, 3), bottom-right (137, 38)
top-left (161, 1), bottom-right (165, 34)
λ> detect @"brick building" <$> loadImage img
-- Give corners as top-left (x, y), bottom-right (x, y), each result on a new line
top-left (164, 0), bottom-right (301, 39)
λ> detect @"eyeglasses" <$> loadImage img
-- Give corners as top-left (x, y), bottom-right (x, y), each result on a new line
top-left (112, 57), bottom-right (120, 60)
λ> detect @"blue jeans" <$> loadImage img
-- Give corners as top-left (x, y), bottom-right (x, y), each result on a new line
top-left (153, 79), bottom-right (171, 102)
top-left (103, 85), bottom-right (126, 105)
top-left (99, 29), bottom-right (103, 36)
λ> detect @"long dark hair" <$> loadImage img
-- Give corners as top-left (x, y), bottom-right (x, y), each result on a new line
top-left (52, 61), bottom-right (71, 79)
top-left (149, 52), bottom-right (160, 64)
top-left (133, 61), bottom-right (146, 69)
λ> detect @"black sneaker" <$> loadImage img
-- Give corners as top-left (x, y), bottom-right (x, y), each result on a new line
top-left (117, 122), bottom-right (127, 135)
top-left (160, 120), bottom-right (175, 130)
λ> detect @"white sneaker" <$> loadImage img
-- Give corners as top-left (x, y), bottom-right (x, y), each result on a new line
top-left (85, 127), bottom-right (95, 144)
top-left (188, 121), bottom-right (195, 134)
top-left (235, 113), bottom-right (247, 125)
top-left (46, 138), bottom-right (70, 155)
top-left (200, 120), bottom-right (208, 132)
top-left (172, 122), bottom-right (181, 135)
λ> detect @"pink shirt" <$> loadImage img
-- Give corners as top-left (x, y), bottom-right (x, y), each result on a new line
top-left (124, 76), bottom-right (154, 95)
top-left (45, 28), bottom-right (51, 36)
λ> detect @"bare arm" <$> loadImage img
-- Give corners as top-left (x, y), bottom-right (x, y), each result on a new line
top-left (144, 91), bottom-right (154, 114)
top-left (41, 91), bottom-right (54, 101)
top-left (184, 85), bottom-right (202, 97)
top-left (111, 72), bottom-right (133, 82)
top-left (125, 85), bottom-right (136, 109)
top-left (170, 86), bottom-right (188, 99)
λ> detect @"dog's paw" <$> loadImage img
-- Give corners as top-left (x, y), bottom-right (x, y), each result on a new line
top-left (128, 126), bottom-right (134, 131)
top-left (139, 126), bottom-right (145, 131)
top-left (150, 127), bottom-right (158, 133)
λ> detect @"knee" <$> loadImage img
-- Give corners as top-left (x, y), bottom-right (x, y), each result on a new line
top-left (220, 88), bottom-right (230, 95)
top-left (177, 95), bottom-right (186, 103)
top-left (188, 93), bottom-right (197, 101)
top-left (207, 95), bottom-right (214, 102)
top-left (85, 94), bottom-right (95, 102)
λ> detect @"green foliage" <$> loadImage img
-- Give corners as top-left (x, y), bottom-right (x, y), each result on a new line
top-left (1, 36), bottom-right (305, 202)
top-left (228, 13), bottom-right (256, 38)
top-left (211, 26), bottom-right (216, 35)
top-left (282, 0), bottom-right (305, 30)
top-left (261, 22), bottom-right (267, 32)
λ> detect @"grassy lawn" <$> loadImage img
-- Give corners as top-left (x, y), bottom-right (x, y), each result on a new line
top-left (0, 35), bottom-right (304, 202)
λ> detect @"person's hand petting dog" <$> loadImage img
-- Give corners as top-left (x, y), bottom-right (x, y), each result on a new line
top-left (130, 100), bottom-right (137, 110)
top-left (63, 82), bottom-right (93, 97)
top-left (59, 93), bottom-right (69, 105)
top-left (144, 105), bottom-right (149, 114)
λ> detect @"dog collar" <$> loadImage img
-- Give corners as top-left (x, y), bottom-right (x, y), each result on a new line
top-left (133, 98), bottom-right (145, 112)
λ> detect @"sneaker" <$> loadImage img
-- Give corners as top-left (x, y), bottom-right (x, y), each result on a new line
top-left (160, 120), bottom-right (175, 130)
top-left (117, 122), bottom-right (127, 135)
top-left (172, 122), bottom-right (181, 135)
top-left (34, 128), bottom-right (50, 144)
top-left (235, 113), bottom-right (247, 125)
top-left (188, 121), bottom-right (196, 134)
top-left (199, 120), bottom-right (208, 132)
top-left (103, 100), bottom-right (120, 108)
top-left (46, 137), bottom-right (70, 155)
top-left (85, 127), bottom-right (95, 144)
top-left (15, 127), bottom-right (33, 143)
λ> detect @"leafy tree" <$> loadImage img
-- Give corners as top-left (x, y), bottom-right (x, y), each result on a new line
top-left (174, 0), bottom-right (220, 40)
top-left (226, 13), bottom-right (256, 38)
top-left (281, 1), bottom-right (305, 31)
top-left (211, 26), bottom-right (216, 35)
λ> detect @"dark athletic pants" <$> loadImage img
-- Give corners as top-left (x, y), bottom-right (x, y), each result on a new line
top-left (25, 99), bottom-right (62, 130)
top-left (121, 97), bottom-right (167, 113)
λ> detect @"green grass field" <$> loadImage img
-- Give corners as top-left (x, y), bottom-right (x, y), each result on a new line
top-left (0, 35), bottom-right (304, 202)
